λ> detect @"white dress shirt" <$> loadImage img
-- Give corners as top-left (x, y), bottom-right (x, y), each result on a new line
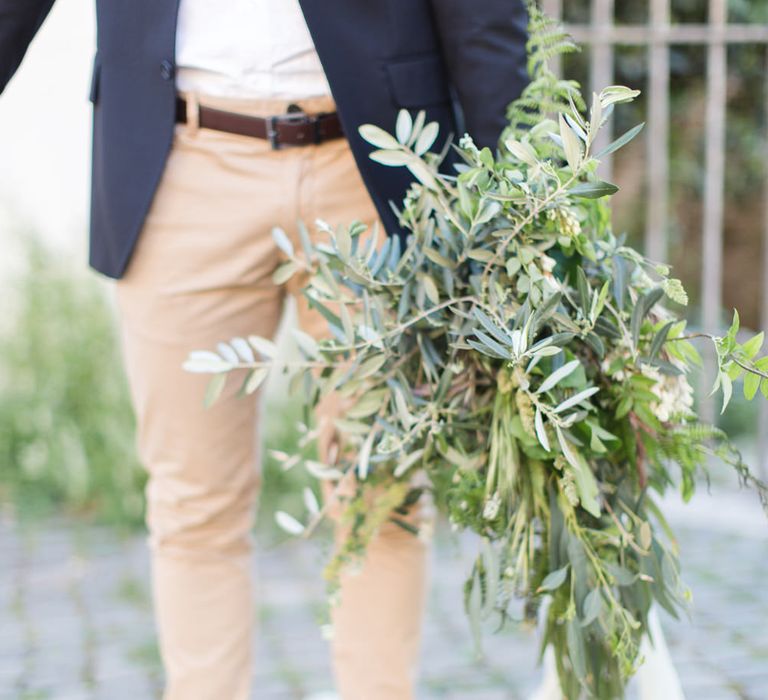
top-left (175, 0), bottom-right (331, 99)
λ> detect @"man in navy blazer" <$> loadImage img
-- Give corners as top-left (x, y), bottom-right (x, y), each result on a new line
top-left (1, 1), bottom-right (528, 279)
top-left (1, 2), bottom-right (528, 699)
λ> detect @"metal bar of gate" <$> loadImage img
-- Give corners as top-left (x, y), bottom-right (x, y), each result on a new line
top-left (700, 0), bottom-right (728, 425)
top-left (566, 24), bottom-right (768, 45)
top-left (645, 0), bottom-right (671, 264)
top-left (590, 0), bottom-right (615, 180)
top-left (759, 53), bottom-right (768, 480)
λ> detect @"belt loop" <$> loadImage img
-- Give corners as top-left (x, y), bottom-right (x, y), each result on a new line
top-left (185, 92), bottom-right (200, 136)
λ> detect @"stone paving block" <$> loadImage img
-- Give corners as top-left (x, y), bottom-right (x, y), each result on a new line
top-left (725, 665), bottom-right (768, 686)
top-left (737, 678), bottom-right (768, 700)
top-left (300, 678), bottom-right (337, 697)
top-left (255, 691), bottom-right (300, 700)
top-left (443, 689), bottom-right (510, 700)
top-left (711, 653), bottom-right (768, 679)
top-left (676, 682), bottom-right (739, 700)
top-left (0, 658), bottom-right (19, 683)
top-left (93, 642), bottom-right (151, 681)
top-left (252, 674), bottom-right (303, 698)
top-left (29, 663), bottom-right (88, 692)
top-left (2, 687), bottom-right (54, 700)
top-left (96, 674), bottom-right (160, 700)
top-left (35, 688), bottom-right (91, 700)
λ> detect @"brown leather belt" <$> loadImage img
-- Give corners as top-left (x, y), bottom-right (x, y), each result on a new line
top-left (175, 96), bottom-right (345, 149)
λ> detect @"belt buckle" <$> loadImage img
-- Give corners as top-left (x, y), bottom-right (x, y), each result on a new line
top-left (312, 112), bottom-right (327, 145)
top-left (271, 109), bottom-right (314, 149)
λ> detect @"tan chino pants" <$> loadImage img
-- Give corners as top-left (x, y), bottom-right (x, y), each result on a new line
top-left (114, 92), bottom-right (429, 700)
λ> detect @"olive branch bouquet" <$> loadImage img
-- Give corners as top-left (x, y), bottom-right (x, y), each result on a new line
top-left (185, 7), bottom-right (768, 698)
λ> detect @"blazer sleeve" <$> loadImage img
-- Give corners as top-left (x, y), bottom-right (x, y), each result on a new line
top-left (429, 0), bottom-right (529, 149)
top-left (0, 0), bottom-right (56, 94)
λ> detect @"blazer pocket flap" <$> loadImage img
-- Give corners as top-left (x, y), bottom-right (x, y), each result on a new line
top-left (385, 54), bottom-right (450, 108)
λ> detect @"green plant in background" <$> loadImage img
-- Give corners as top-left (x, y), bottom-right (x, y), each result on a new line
top-left (188, 6), bottom-right (768, 698)
top-left (0, 236), bottom-right (145, 527)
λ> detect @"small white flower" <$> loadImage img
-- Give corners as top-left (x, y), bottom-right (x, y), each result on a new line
top-left (640, 363), bottom-right (695, 422)
top-left (541, 254), bottom-right (557, 273)
top-left (601, 346), bottom-right (631, 381)
top-left (483, 492), bottom-right (502, 520)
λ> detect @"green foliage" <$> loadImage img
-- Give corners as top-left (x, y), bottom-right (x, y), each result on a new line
top-left (710, 311), bottom-right (768, 413)
top-left (0, 236), bottom-right (144, 527)
top-left (190, 8), bottom-right (768, 699)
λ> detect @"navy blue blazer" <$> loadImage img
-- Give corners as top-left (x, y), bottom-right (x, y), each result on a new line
top-left (0, 1), bottom-right (528, 279)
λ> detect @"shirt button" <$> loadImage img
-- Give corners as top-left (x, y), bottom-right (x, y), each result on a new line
top-left (160, 60), bottom-right (175, 81)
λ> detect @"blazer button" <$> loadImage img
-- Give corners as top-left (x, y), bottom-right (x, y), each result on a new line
top-left (160, 60), bottom-right (175, 81)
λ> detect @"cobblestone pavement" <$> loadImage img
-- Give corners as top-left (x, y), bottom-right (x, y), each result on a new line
top-left (1, 490), bottom-right (767, 700)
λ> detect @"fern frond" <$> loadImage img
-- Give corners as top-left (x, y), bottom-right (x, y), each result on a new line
top-left (504, 2), bottom-right (584, 141)
top-left (659, 421), bottom-right (768, 513)
top-left (525, 5), bottom-right (579, 77)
